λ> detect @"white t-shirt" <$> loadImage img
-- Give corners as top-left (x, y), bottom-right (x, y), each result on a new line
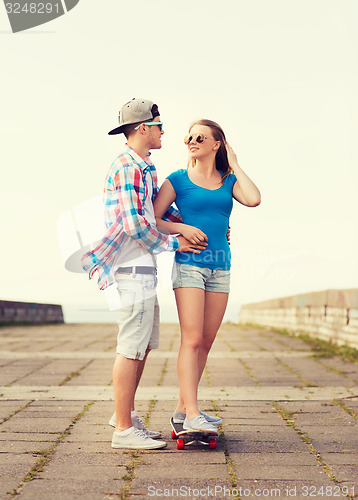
top-left (113, 169), bottom-right (157, 269)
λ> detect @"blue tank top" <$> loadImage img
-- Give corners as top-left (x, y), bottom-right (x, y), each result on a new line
top-left (167, 169), bottom-right (237, 270)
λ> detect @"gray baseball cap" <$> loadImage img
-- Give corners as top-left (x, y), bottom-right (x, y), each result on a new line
top-left (108, 98), bottom-right (160, 135)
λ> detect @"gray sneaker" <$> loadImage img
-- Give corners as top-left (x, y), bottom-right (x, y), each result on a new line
top-left (112, 428), bottom-right (166, 449)
top-left (109, 412), bottom-right (162, 439)
top-left (200, 411), bottom-right (222, 425)
top-left (183, 415), bottom-right (218, 433)
top-left (173, 410), bottom-right (222, 425)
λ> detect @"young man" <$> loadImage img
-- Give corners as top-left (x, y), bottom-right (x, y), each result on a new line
top-left (81, 98), bottom-right (206, 449)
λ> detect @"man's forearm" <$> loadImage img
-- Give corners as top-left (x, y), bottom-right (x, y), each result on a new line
top-left (155, 218), bottom-right (183, 235)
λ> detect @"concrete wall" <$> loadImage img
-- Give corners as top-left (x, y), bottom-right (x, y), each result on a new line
top-left (238, 289), bottom-right (358, 349)
top-left (0, 300), bottom-right (64, 325)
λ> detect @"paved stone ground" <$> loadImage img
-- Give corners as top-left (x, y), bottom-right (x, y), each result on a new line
top-left (0, 323), bottom-right (357, 499)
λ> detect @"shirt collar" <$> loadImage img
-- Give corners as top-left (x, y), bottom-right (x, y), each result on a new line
top-left (124, 145), bottom-right (152, 171)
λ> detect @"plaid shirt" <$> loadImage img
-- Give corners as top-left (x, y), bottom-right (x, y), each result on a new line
top-left (81, 146), bottom-right (181, 290)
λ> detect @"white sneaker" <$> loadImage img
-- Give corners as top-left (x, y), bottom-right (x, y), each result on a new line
top-left (183, 415), bottom-right (218, 433)
top-left (109, 412), bottom-right (162, 439)
top-left (112, 428), bottom-right (166, 450)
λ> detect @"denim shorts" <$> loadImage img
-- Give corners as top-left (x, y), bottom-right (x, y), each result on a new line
top-left (114, 272), bottom-right (159, 360)
top-left (172, 262), bottom-right (230, 293)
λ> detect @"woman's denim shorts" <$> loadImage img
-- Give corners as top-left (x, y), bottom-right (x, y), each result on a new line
top-left (172, 262), bottom-right (230, 293)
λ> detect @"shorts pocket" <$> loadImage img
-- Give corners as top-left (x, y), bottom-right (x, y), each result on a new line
top-left (117, 289), bottom-right (135, 322)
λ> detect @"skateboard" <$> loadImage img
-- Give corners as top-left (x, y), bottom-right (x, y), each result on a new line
top-left (170, 417), bottom-right (218, 450)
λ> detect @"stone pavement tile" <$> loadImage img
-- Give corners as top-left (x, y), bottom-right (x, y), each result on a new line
top-left (206, 359), bottom-right (256, 386)
top-left (222, 340), bottom-right (259, 351)
top-left (281, 358), bottom-right (349, 386)
top-left (233, 463), bottom-right (328, 481)
top-left (1, 476), bottom-right (26, 496)
top-left (80, 340), bottom-right (115, 352)
top-left (16, 477), bottom-right (126, 499)
top-left (13, 359), bottom-right (91, 386)
top-left (223, 401), bottom-right (275, 407)
top-left (14, 493), bottom-right (117, 500)
top-left (140, 358), bottom-right (168, 384)
top-left (344, 398), bottom-right (358, 409)
top-left (29, 401), bottom-right (88, 408)
top-left (0, 400), bottom-right (31, 420)
top-left (0, 454), bottom-right (38, 496)
top-left (64, 361), bottom-right (112, 386)
top-left (20, 342), bottom-right (68, 352)
top-left (160, 372), bottom-right (180, 385)
top-left (227, 440), bottom-right (308, 453)
top-left (15, 409), bottom-right (87, 420)
top-left (328, 465), bottom-right (358, 483)
top-left (230, 452), bottom-right (316, 466)
top-left (0, 432), bottom-right (57, 443)
top-left (309, 442), bottom-right (358, 453)
top-left (65, 375), bottom-right (112, 387)
top-left (42, 443), bottom-right (130, 466)
top-left (135, 459), bottom-right (228, 481)
top-left (2, 417), bottom-right (76, 434)
top-left (53, 445), bottom-right (128, 464)
top-left (259, 330), bottom-right (313, 350)
top-left (38, 463), bottom-right (125, 480)
top-left (13, 376), bottom-right (64, 386)
top-left (233, 480), bottom-right (335, 499)
top-left (227, 429), bottom-right (306, 442)
top-left (253, 338), bottom-right (295, 352)
top-left (131, 479), bottom-right (233, 500)
top-left (0, 441), bottom-right (47, 453)
top-left (318, 358), bottom-right (358, 383)
top-left (83, 401), bottom-right (114, 413)
top-left (51, 441), bottom-right (122, 454)
top-left (63, 419), bottom-right (113, 443)
top-left (0, 358), bottom-right (15, 367)
top-left (223, 414), bottom-right (286, 426)
top-left (142, 446), bottom-right (227, 465)
top-left (222, 412), bottom-right (284, 424)
top-left (240, 358), bottom-right (303, 386)
top-left (297, 426), bottom-right (358, 444)
top-left (0, 360), bottom-right (50, 385)
top-left (277, 401), bottom-right (351, 424)
top-left (319, 452), bottom-right (358, 465)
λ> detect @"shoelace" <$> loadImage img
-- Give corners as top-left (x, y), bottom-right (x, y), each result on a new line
top-left (134, 415), bottom-right (146, 430)
top-left (133, 428), bottom-right (149, 440)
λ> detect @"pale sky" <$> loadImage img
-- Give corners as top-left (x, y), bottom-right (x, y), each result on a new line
top-left (1, 0), bottom-right (357, 323)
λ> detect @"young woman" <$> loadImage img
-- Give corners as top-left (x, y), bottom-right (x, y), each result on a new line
top-left (154, 119), bottom-right (261, 432)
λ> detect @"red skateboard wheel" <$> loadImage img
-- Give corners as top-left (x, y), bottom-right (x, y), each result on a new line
top-left (209, 438), bottom-right (217, 449)
top-left (177, 438), bottom-right (185, 450)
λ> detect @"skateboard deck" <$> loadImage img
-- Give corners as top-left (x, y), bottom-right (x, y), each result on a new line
top-left (170, 417), bottom-right (218, 450)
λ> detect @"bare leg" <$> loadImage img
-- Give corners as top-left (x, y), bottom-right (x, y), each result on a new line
top-left (136, 349), bottom-right (150, 387)
top-left (112, 354), bottom-right (138, 432)
top-left (197, 291), bottom-right (229, 382)
top-left (174, 287), bottom-right (205, 419)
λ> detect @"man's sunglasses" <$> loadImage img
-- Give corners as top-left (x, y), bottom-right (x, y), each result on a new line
top-left (184, 133), bottom-right (209, 145)
top-left (135, 121), bottom-right (163, 132)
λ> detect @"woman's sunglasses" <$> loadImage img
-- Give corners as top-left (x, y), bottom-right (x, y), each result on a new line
top-left (184, 133), bottom-right (209, 145)
top-left (135, 121), bottom-right (163, 132)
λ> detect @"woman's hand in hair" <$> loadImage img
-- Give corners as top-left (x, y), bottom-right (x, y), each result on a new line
top-left (225, 142), bottom-right (239, 169)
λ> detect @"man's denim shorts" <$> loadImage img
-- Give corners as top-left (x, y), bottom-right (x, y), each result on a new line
top-left (114, 272), bottom-right (159, 360)
top-left (172, 262), bottom-right (230, 293)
